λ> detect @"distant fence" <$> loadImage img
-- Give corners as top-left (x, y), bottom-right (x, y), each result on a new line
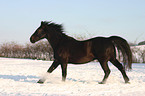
top-left (0, 41), bottom-right (145, 63)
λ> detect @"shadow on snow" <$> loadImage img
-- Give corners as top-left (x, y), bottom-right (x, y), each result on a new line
top-left (0, 74), bottom-right (39, 83)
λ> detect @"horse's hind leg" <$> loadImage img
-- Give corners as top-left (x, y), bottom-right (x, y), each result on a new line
top-left (110, 59), bottom-right (129, 83)
top-left (99, 61), bottom-right (111, 84)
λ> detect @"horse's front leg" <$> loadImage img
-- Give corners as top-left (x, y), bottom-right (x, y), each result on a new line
top-left (37, 60), bottom-right (59, 84)
top-left (61, 63), bottom-right (68, 82)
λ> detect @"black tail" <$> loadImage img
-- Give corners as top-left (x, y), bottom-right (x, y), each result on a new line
top-left (109, 36), bottom-right (132, 70)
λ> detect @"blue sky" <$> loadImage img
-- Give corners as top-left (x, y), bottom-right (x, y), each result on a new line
top-left (0, 0), bottom-right (145, 44)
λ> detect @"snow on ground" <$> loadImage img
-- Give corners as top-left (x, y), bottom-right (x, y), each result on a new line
top-left (0, 57), bottom-right (145, 96)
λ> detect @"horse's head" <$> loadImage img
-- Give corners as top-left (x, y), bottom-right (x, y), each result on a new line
top-left (30, 21), bottom-right (63, 43)
top-left (30, 21), bottom-right (47, 43)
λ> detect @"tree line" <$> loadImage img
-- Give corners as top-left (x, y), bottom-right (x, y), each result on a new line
top-left (0, 41), bottom-right (54, 61)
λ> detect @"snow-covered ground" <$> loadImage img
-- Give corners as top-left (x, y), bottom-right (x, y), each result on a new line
top-left (0, 57), bottom-right (145, 96)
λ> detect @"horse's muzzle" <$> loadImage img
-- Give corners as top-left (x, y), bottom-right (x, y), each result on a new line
top-left (30, 36), bottom-right (35, 43)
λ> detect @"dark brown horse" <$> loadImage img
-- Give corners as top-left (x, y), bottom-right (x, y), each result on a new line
top-left (30, 21), bottom-right (132, 84)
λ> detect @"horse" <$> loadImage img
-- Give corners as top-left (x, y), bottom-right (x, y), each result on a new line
top-left (30, 21), bottom-right (132, 84)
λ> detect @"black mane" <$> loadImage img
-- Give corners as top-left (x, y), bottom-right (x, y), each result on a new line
top-left (42, 21), bottom-right (64, 34)
top-left (42, 21), bottom-right (74, 40)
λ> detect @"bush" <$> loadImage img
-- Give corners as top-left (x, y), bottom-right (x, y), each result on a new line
top-left (0, 41), bottom-right (54, 60)
top-left (131, 46), bottom-right (145, 63)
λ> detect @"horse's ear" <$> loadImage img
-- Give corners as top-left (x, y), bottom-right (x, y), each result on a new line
top-left (41, 21), bottom-right (44, 25)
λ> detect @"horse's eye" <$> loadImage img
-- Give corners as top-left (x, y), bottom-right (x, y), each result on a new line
top-left (37, 29), bottom-right (43, 34)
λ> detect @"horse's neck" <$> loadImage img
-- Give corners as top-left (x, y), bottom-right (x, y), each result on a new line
top-left (46, 32), bottom-right (69, 50)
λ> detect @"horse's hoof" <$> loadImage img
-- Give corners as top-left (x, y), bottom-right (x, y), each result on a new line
top-left (37, 80), bottom-right (44, 84)
top-left (125, 81), bottom-right (130, 84)
top-left (98, 82), bottom-right (105, 84)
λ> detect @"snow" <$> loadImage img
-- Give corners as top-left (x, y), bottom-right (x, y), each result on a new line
top-left (0, 57), bottom-right (145, 96)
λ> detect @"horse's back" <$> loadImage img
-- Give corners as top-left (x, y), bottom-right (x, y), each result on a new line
top-left (68, 37), bottom-right (115, 63)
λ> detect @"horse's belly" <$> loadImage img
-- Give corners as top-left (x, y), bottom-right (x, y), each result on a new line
top-left (68, 54), bottom-right (95, 64)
